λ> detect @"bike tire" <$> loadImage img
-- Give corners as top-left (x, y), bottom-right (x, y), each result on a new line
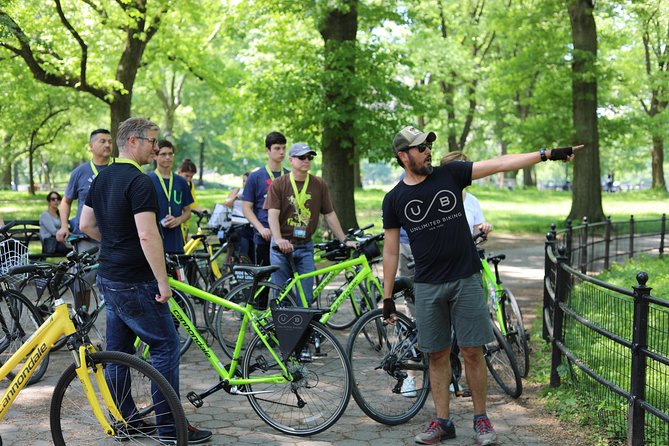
top-left (346, 309), bottom-right (429, 425)
top-left (50, 350), bottom-right (188, 445)
top-left (499, 288), bottom-right (529, 377)
top-left (0, 289), bottom-right (48, 385)
top-left (243, 320), bottom-right (352, 436)
top-left (213, 280), bottom-right (296, 359)
top-left (484, 323), bottom-right (523, 398)
top-left (171, 289), bottom-right (195, 357)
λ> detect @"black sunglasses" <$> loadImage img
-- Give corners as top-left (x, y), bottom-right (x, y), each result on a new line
top-left (407, 142), bottom-right (432, 153)
top-left (295, 154), bottom-right (315, 161)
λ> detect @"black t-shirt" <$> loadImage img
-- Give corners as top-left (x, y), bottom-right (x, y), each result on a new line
top-left (85, 162), bottom-right (160, 282)
top-left (382, 162), bottom-right (481, 283)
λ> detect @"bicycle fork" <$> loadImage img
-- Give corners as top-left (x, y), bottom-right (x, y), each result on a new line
top-left (71, 344), bottom-right (125, 437)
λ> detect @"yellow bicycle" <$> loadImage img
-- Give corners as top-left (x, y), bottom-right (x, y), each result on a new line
top-left (0, 253), bottom-right (188, 445)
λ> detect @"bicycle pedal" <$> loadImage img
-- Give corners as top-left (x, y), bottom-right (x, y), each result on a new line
top-left (456, 389), bottom-right (472, 398)
top-left (186, 391), bottom-right (204, 408)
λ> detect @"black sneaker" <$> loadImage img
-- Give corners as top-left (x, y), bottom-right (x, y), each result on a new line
top-left (159, 424), bottom-right (213, 444)
top-left (113, 419), bottom-right (157, 441)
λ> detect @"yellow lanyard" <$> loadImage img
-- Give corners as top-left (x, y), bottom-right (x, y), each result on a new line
top-left (89, 160), bottom-right (111, 177)
top-left (289, 173), bottom-right (310, 217)
top-left (265, 165), bottom-right (285, 184)
top-left (154, 169), bottom-right (174, 215)
top-left (112, 157), bottom-right (141, 171)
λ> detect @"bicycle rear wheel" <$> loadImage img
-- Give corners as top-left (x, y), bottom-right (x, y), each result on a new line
top-left (50, 350), bottom-right (188, 445)
top-left (497, 288), bottom-right (529, 377)
top-left (0, 289), bottom-right (48, 385)
top-left (347, 309), bottom-right (429, 425)
top-left (243, 320), bottom-right (351, 436)
top-left (484, 323), bottom-right (522, 398)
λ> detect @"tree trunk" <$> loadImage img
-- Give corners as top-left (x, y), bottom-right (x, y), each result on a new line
top-left (651, 135), bottom-right (666, 191)
top-left (110, 95), bottom-right (132, 156)
top-left (567, 0), bottom-right (604, 222)
top-left (318, 1), bottom-right (359, 231)
top-left (522, 167), bottom-right (535, 188)
top-left (28, 148), bottom-right (35, 195)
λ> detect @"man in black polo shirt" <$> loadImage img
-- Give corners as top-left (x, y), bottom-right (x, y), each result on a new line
top-left (80, 117), bottom-right (211, 444)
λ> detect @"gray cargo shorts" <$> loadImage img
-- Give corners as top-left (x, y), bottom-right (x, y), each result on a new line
top-left (414, 272), bottom-right (494, 353)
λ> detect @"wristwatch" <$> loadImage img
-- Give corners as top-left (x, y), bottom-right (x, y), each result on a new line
top-left (539, 148), bottom-right (548, 162)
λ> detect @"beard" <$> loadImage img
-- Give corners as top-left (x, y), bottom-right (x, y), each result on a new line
top-left (407, 153), bottom-right (433, 176)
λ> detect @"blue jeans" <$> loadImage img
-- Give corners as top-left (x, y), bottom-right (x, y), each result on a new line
top-left (97, 276), bottom-right (181, 435)
top-left (270, 241), bottom-right (315, 306)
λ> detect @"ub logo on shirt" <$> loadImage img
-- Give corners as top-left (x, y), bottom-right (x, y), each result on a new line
top-left (403, 190), bottom-right (458, 223)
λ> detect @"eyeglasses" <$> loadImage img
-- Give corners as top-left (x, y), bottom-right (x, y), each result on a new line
top-left (407, 142), bottom-right (432, 153)
top-left (136, 136), bottom-right (159, 147)
top-left (157, 152), bottom-right (174, 158)
top-left (295, 155), bottom-right (315, 161)
top-left (49, 197), bottom-right (61, 201)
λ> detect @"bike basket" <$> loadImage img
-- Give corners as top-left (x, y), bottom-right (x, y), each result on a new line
top-left (270, 307), bottom-right (324, 360)
top-left (0, 238), bottom-right (29, 286)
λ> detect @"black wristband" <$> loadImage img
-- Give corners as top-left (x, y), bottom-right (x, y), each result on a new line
top-left (549, 146), bottom-right (574, 161)
top-left (539, 148), bottom-right (548, 162)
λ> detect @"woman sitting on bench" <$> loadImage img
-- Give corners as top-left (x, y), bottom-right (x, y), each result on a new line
top-left (39, 191), bottom-right (70, 255)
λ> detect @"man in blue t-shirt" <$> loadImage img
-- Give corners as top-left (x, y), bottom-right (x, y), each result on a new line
top-left (382, 125), bottom-right (580, 446)
top-left (148, 140), bottom-right (193, 254)
top-left (241, 131), bottom-right (289, 266)
top-left (57, 128), bottom-right (112, 241)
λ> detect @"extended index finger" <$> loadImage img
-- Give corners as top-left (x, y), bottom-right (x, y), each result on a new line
top-left (572, 144), bottom-right (585, 151)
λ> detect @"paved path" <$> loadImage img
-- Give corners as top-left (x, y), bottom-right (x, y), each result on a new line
top-left (1, 234), bottom-right (585, 446)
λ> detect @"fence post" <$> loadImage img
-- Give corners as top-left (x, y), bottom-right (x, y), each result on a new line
top-left (604, 216), bottom-right (612, 270)
top-left (628, 272), bottom-right (652, 446)
top-left (629, 215), bottom-right (635, 259)
top-left (543, 228), bottom-right (557, 342)
top-left (660, 213), bottom-right (666, 256)
top-left (565, 219), bottom-right (573, 264)
top-left (580, 216), bottom-right (589, 274)
top-left (550, 246), bottom-right (569, 387)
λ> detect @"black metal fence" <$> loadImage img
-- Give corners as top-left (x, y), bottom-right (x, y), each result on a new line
top-left (543, 214), bottom-right (667, 446)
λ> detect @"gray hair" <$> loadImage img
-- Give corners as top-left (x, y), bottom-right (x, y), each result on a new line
top-left (116, 118), bottom-right (159, 151)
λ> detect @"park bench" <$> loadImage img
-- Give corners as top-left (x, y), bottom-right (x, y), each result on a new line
top-left (5, 219), bottom-right (72, 261)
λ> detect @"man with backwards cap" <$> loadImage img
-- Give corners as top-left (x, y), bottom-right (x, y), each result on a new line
top-left (381, 126), bottom-right (580, 445)
top-left (265, 142), bottom-right (355, 307)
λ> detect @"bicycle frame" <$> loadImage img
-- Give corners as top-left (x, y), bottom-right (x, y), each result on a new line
top-left (183, 232), bottom-right (224, 280)
top-left (273, 253), bottom-right (383, 325)
top-left (479, 255), bottom-right (508, 336)
top-left (0, 301), bottom-right (122, 434)
top-left (166, 277), bottom-right (291, 385)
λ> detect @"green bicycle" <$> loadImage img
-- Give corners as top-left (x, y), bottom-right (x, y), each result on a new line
top-left (166, 262), bottom-right (352, 436)
top-left (476, 232), bottom-right (530, 378)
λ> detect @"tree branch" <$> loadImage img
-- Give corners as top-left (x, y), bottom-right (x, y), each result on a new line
top-left (0, 9), bottom-right (109, 102)
top-left (54, 0), bottom-right (89, 86)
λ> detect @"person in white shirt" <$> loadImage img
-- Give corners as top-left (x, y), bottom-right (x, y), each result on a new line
top-left (440, 151), bottom-right (493, 236)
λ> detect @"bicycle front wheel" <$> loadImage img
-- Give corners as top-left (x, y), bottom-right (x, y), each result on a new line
top-left (243, 320), bottom-right (352, 436)
top-left (347, 309), bottom-right (429, 425)
top-left (497, 288), bottom-right (529, 377)
top-left (50, 350), bottom-right (188, 445)
top-left (0, 289), bottom-right (48, 385)
top-left (484, 323), bottom-right (522, 398)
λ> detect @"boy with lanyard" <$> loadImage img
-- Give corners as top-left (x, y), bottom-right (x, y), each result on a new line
top-left (148, 140), bottom-right (193, 254)
top-left (241, 131), bottom-right (289, 266)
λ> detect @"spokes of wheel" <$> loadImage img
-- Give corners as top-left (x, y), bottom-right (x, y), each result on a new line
top-left (346, 309), bottom-right (429, 425)
top-left (484, 323), bottom-right (522, 398)
top-left (242, 321), bottom-right (351, 436)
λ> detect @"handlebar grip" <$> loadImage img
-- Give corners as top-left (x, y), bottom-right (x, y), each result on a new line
top-left (8, 264), bottom-right (38, 275)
